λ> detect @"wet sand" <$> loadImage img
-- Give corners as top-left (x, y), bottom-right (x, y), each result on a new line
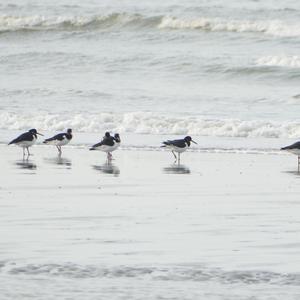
top-left (0, 145), bottom-right (300, 299)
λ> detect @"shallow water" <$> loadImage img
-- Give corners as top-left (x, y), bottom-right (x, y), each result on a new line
top-left (1, 146), bottom-right (300, 299)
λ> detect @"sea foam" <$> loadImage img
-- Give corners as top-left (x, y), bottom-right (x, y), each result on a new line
top-left (1, 14), bottom-right (300, 38)
top-left (0, 13), bottom-right (143, 32)
top-left (2, 262), bottom-right (300, 285)
top-left (158, 16), bottom-right (300, 37)
top-left (256, 55), bottom-right (300, 68)
top-left (1, 111), bottom-right (300, 139)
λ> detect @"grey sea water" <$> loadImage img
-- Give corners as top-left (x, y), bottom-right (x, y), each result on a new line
top-left (0, 0), bottom-right (300, 142)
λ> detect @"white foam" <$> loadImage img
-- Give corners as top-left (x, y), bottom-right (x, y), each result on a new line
top-left (2, 262), bottom-right (300, 285)
top-left (158, 16), bottom-right (300, 37)
top-left (1, 111), bottom-right (300, 139)
top-left (0, 14), bottom-right (140, 32)
top-left (256, 55), bottom-right (300, 68)
top-left (1, 14), bottom-right (300, 38)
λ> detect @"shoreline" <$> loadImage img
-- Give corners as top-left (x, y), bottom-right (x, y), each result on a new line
top-left (1, 145), bottom-right (300, 299)
top-left (0, 129), bottom-right (295, 154)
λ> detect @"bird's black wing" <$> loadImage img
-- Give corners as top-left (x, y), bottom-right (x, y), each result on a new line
top-left (44, 133), bottom-right (66, 143)
top-left (92, 137), bottom-right (114, 148)
top-left (281, 141), bottom-right (300, 150)
top-left (91, 140), bottom-right (104, 148)
top-left (162, 139), bottom-right (186, 148)
top-left (9, 132), bottom-right (33, 145)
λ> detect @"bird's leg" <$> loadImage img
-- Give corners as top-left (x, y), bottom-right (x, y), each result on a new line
top-left (56, 145), bottom-right (60, 153)
top-left (58, 146), bottom-right (62, 154)
top-left (27, 147), bottom-right (31, 156)
top-left (108, 152), bottom-right (113, 161)
top-left (178, 152), bottom-right (181, 164)
top-left (23, 147), bottom-right (25, 157)
top-left (298, 156), bottom-right (300, 173)
top-left (109, 151), bottom-right (115, 161)
top-left (172, 151), bottom-right (177, 163)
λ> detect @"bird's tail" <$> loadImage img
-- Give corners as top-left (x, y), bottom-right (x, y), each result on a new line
top-left (43, 138), bottom-right (54, 144)
top-left (8, 139), bottom-right (16, 145)
top-left (89, 147), bottom-right (95, 151)
top-left (161, 141), bottom-right (171, 147)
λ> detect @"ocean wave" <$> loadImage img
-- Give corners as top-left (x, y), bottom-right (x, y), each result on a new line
top-left (2, 262), bottom-right (300, 285)
top-left (1, 14), bottom-right (300, 37)
top-left (0, 13), bottom-right (152, 33)
top-left (1, 111), bottom-right (300, 139)
top-left (158, 16), bottom-right (300, 37)
top-left (256, 55), bottom-right (300, 68)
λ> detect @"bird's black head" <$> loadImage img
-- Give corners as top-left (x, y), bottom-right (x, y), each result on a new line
top-left (29, 128), bottom-right (43, 136)
top-left (67, 128), bottom-right (72, 134)
top-left (184, 136), bottom-right (197, 145)
top-left (105, 132), bottom-right (111, 138)
top-left (29, 129), bottom-right (37, 134)
top-left (114, 133), bottom-right (120, 142)
top-left (184, 136), bottom-right (192, 142)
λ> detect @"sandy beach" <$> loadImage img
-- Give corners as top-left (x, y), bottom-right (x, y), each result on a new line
top-left (0, 144), bottom-right (300, 299)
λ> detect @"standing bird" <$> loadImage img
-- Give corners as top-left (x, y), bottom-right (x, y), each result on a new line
top-left (281, 141), bottom-right (300, 172)
top-left (43, 129), bottom-right (73, 154)
top-left (161, 136), bottom-right (197, 163)
top-left (8, 128), bottom-right (43, 156)
top-left (90, 132), bottom-right (121, 160)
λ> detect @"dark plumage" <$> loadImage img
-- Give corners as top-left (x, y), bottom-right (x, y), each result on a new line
top-left (8, 128), bottom-right (43, 156)
top-left (162, 138), bottom-right (190, 148)
top-left (44, 133), bottom-right (71, 143)
top-left (281, 141), bottom-right (300, 172)
top-left (281, 142), bottom-right (300, 151)
top-left (161, 136), bottom-right (197, 163)
top-left (9, 129), bottom-right (37, 145)
top-left (43, 129), bottom-right (73, 154)
top-left (90, 132), bottom-right (121, 160)
top-left (114, 133), bottom-right (121, 143)
top-left (91, 136), bottom-right (115, 149)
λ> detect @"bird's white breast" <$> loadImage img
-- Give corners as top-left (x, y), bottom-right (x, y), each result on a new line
top-left (17, 136), bottom-right (37, 148)
top-left (56, 137), bottom-right (70, 146)
top-left (287, 149), bottom-right (300, 156)
top-left (169, 145), bottom-right (187, 153)
top-left (94, 145), bottom-right (115, 153)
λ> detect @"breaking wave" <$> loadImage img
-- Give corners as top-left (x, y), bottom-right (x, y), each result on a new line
top-left (2, 262), bottom-right (300, 285)
top-left (0, 13), bottom-right (155, 33)
top-left (256, 55), bottom-right (300, 68)
top-left (1, 14), bottom-right (300, 37)
top-left (158, 16), bottom-right (300, 37)
top-left (1, 111), bottom-right (300, 139)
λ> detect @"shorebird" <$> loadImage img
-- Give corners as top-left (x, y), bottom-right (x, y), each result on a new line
top-left (161, 136), bottom-right (197, 163)
top-left (43, 128), bottom-right (73, 154)
top-left (8, 128), bottom-right (43, 156)
top-left (281, 141), bottom-right (300, 171)
top-left (90, 132), bottom-right (121, 160)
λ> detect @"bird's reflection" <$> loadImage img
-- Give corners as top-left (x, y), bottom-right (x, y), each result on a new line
top-left (92, 161), bottom-right (120, 177)
top-left (44, 154), bottom-right (72, 168)
top-left (282, 170), bottom-right (300, 177)
top-left (14, 158), bottom-right (37, 170)
top-left (163, 164), bottom-right (191, 174)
